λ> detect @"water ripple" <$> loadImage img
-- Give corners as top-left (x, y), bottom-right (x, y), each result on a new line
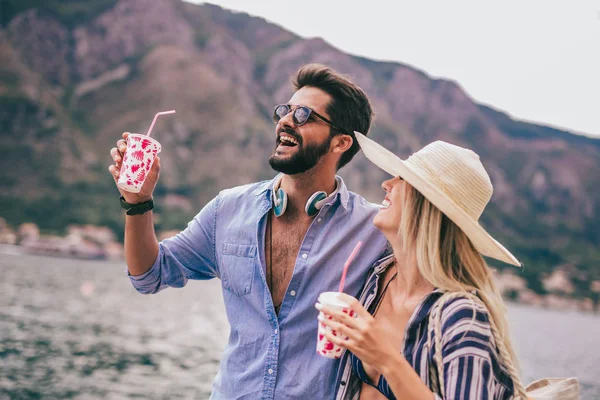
top-left (1, 251), bottom-right (598, 399)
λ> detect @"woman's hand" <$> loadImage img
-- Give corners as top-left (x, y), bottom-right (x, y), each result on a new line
top-left (316, 293), bottom-right (397, 371)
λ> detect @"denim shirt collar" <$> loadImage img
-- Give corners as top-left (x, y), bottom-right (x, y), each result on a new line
top-left (257, 173), bottom-right (350, 210)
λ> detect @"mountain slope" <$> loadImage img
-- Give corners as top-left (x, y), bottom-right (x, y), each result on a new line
top-left (0, 0), bottom-right (598, 303)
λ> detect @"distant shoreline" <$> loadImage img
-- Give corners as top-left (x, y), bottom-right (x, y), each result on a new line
top-left (0, 243), bottom-right (122, 267)
top-left (0, 243), bottom-right (107, 261)
top-left (2, 243), bottom-right (597, 316)
top-left (0, 243), bottom-right (25, 256)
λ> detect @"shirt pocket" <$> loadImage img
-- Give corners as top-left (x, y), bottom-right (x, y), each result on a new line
top-left (221, 242), bottom-right (256, 296)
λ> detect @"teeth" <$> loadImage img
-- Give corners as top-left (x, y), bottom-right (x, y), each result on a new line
top-left (279, 135), bottom-right (298, 145)
top-left (381, 199), bottom-right (391, 209)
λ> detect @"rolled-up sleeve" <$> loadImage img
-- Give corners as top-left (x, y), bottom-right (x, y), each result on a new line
top-left (436, 298), bottom-right (498, 399)
top-left (440, 355), bottom-right (493, 399)
top-left (128, 195), bottom-right (220, 294)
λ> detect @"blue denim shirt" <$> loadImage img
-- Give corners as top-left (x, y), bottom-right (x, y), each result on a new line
top-left (129, 175), bottom-right (388, 399)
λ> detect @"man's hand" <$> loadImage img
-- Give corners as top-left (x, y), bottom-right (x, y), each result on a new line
top-left (108, 132), bottom-right (161, 204)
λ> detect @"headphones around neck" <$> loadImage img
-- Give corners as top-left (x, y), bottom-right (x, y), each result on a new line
top-left (272, 175), bottom-right (342, 217)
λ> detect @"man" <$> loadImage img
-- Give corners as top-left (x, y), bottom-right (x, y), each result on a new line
top-left (108, 64), bottom-right (388, 399)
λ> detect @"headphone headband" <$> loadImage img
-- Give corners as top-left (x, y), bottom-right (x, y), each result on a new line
top-left (271, 176), bottom-right (342, 217)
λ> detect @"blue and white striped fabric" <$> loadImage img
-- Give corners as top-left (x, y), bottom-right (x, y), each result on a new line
top-left (334, 256), bottom-right (515, 400)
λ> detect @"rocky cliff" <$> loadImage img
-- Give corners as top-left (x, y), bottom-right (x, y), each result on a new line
top-left (1, 0), bottom-right (598, 303)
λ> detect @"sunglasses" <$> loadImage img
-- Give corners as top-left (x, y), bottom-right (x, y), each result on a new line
top-left (273, 104), bottom-right (346, 134)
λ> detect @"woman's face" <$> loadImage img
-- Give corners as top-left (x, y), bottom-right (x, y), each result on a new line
top-left (373, 176), bottom-right (406, 236)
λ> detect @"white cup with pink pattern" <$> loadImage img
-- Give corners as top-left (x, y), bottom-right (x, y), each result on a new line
top-left (117, 133), bottom-right (161, 193)
top-left (316, 292), bottom-right (356, 359)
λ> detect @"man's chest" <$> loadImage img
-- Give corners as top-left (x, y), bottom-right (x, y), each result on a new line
top-left (267, 216), bottom-right (313, 293)
top-left (270, 222), bottom-right (307, 265)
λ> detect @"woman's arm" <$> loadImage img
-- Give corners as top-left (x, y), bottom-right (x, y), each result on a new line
top-left (317, 294), bottom-right (435, 400)
top-left (377, 350), bottom-right (437, 399)
top-left (430, 297), bottom-right (498, 399)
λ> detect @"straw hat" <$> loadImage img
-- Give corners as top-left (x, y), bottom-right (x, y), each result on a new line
top-left (354, 131), bottom-right (520, 266)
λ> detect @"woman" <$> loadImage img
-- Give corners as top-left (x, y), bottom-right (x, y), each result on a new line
top-left (317, 132), bottom-right (524, 400)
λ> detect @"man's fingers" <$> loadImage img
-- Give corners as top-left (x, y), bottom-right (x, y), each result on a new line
top-left (116, 140), bottom-right (127, 154)
top-left (108, 164), bottom-right (119, 180)
top-left (148, 156), bottom-right (160, 179)
top-left (110, 147), bottom-right (122, 163)
top-left (116, 133), bottom-right (130, 153)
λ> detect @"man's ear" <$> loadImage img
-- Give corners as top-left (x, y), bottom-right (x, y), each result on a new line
top-left (331, 134), bottom-right (353, 154)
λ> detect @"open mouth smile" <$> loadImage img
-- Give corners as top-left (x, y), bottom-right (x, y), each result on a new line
top-left (277, 133), bottom-right (299, 148)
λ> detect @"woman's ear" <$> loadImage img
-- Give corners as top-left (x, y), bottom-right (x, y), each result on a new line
top-left (331, 134), bottom-right (353, 154)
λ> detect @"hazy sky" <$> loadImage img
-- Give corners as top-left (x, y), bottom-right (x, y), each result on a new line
top-left (189, 0), bottom-right (599, 137)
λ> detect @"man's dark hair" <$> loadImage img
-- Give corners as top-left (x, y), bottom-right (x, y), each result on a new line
top-left (292, 64), bottom-right (374, 170)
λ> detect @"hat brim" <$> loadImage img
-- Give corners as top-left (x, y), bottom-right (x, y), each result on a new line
top-left (355, 131), bottom-right (520, 267)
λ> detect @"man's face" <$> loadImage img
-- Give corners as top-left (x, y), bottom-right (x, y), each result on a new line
top-left (269, 87), bottom-right (334, 175)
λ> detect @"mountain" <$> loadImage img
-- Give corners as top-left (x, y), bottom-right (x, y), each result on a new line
top-left (1, 0), bottom-right (598, 304)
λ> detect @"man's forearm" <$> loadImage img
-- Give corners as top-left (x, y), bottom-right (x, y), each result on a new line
top-left (124, 211), bottom-right (159, 276)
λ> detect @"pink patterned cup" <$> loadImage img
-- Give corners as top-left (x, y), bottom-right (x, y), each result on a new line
top-left (117, 133), bottom-right (161, 193)
top-left (316, 292), bottom-right (356, 359)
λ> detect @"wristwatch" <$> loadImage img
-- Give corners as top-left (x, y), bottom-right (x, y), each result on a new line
top-left (120, 196), bottom-right (154, 215)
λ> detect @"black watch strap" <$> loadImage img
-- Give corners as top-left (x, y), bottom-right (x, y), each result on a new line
top-left (120, 196), bottom-right (154, 215)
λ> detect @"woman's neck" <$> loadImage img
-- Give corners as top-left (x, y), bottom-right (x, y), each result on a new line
top-left (389, 241), bottom-right (434, 298)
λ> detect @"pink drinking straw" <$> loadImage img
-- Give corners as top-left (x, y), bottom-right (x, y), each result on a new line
top-left (338, 241), bottom-right (363, 292)
top-left (146, 110), bottom-right (176, 137)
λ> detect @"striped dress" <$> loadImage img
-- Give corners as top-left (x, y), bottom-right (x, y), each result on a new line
top-left (334, 256), bottom-right (516, 400)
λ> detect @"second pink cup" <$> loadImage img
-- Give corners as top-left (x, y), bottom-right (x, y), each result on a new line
top-left (316, 292), bottom-right (356, 359)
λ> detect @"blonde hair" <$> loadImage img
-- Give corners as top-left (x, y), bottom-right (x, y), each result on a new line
top-left (399, 184), bottom-right (519, 369)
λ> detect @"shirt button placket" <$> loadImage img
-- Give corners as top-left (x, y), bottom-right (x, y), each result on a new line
top-left (267, 320), bottom-right (278, 399)
top-left (268, 365), bottom-right (275, 399)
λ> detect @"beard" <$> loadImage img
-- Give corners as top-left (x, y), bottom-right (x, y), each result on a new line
top-left (269, 135), bottom-right (332, 175)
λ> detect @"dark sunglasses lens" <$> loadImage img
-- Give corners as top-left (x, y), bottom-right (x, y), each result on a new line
top-left (274, 105), bottom-right (289, 122)
top-left (294, 107), bottom-right (311, 126)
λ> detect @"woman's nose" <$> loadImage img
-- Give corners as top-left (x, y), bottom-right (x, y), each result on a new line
top-left (381, 178), bottom-right (393, 192)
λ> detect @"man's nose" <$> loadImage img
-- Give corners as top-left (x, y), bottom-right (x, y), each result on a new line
top-left (278, 109), bottom-right (296, 129)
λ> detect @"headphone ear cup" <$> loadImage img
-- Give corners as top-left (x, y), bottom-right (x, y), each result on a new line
top-left (273, 188), bottom-right (287, 217)
top-left (305, 191), bottom-right (327, 217)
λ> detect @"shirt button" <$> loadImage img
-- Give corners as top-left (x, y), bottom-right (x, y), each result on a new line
top-left (274, 329), bottom-right (278, 334)
top-left (317, 218), bottom-right (322, 223)
top-left (268, 368), bottom-right (274, 375)
top-left (290, 290), bottom-right (296, 296)
top-left (301, 253), bottom-right (308, 259)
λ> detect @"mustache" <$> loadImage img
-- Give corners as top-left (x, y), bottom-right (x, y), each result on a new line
top-left (277, 127), bottom-right (302, 143)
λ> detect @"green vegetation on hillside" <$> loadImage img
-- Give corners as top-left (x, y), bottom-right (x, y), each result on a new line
top-left (1, 0), bottom-right (118, 27)
top-left (1, 0), bottom-right (598, 309)
top-left (479, 105), bottom-right (600, 146)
